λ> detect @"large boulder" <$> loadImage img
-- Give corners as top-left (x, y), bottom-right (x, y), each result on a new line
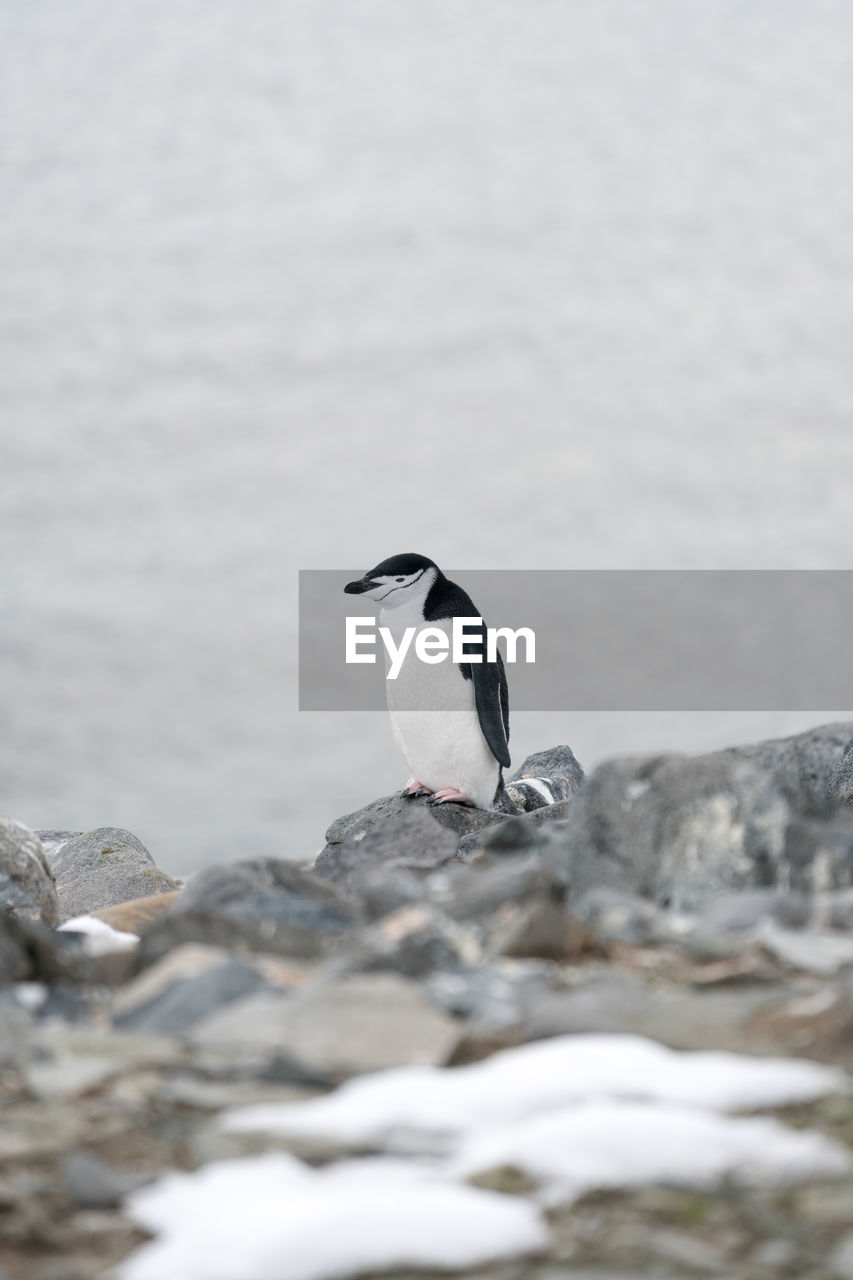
top-left (44, 827), bottom-right (179, 924)
top-left (0, 819), bottom-right (59, 925)
top-left (540, 752), bottom-right (792, 912)
top-left (720, 722), bottom-right (853, 817)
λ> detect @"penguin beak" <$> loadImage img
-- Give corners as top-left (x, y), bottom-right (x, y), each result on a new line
top-left (344, 577), bottom-right (376, 595)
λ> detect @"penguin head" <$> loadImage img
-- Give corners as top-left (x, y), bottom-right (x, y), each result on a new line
top-left (344, 553), bottom-right (439, 607)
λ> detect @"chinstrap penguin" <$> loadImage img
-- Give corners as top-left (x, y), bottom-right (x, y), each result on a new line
top-left (345, 553), bottom-right (511, 810)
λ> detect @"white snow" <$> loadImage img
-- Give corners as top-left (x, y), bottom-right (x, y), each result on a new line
top-left (58, 915), bottom-right (139, 953)
top-left (119, 1152), bottom-right (548, 1280)
top-left (222, 1033), bottom-right (848, 1149)
top-left (120, 1034), bottom-right (851, 1279)
top-left (451, 1100), bottom-right (851, 1199)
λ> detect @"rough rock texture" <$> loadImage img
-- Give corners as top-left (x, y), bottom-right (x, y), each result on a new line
top-left (0, 819), bottom-right (59, 925)
top-left (828, 738), bottom-right (853, 808)
top-left (542, 751), bottom-right (792, 912)
top-left (721, 721), bottom-right (853, 817)
top-left (314, 798), bottom-right (463, 894)
top-left (135, 860), bottom-right (359, 970)
top-left (45, 827), bottom-right (179, 923)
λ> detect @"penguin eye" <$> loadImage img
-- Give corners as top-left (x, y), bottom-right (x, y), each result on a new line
top-left (396, 577), bottom-right (405, 582)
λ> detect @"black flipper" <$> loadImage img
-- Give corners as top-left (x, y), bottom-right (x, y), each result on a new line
top-left (423, 573), bottom-right (511, 769)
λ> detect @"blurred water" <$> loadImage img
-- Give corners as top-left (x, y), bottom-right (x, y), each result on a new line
top-left (2, 1), bottom-right (852, 874)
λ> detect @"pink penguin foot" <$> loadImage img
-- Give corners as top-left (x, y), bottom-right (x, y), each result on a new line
top-left (427, 787), bottom-right (476, 806)
top-left (401, 778), bottom-right (434, 799)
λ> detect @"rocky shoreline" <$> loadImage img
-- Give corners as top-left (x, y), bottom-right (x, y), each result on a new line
top-left (2, 722), bottom-right (853, 1279)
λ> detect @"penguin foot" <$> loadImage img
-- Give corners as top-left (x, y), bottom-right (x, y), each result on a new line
top-left (427, 788), bottom-right (475, 806)
top-left (401, 778), bottom-right (433, 799)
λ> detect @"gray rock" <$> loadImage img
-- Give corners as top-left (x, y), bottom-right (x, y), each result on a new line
top-left (314, 798), bottom-right (463, 893)
top-left (0, 993), bottom-right (33, 1069)
top-left (721, 720), bottom-right (853, 817)
top-left (832, 1231), bottom-right (853, 1280)
top-left (507, 744), bottom-right (586, 809)
top-left (190, 972), bottom-right (461, 1076)
top-left (428, 852), bottom-right (564, 923)
top-left (34, 830), bottom-right (81, 856)
top-left (571, 888), bottom-right (662, 944)
top-left (782, 812), bottom-right (853, 893)
top-left (114, 958), bottom-right (272, 1035)
top-left (828, 739), bottom-right (853, 808)
top-left (487, 896), bottom-right (587, 962)
top-left (61, 1149), bottom-right (146, 1209)
top-left (545, 752), bottom-right (791, 912)
top-left (0, 819), bottom-right (59, 925)
top-left (455, 798), bottom-right (576, 859)
top-left (135, 860), bottom-right (358, 969)
top-left (0, 914), bottom-right (124, 986)
top-left (757, 921), bottom-right (853, 975)
top-left (424, 963), bottom-right (544, 1034)
top-left (336, 904), bottom-right (480, 978)
top-left (322, 791), bottom-right (500, 849)
top-left (694, 889), bottom-right (811, 936)
top-left (45, 826), bottom-right (178, 923)
top-left (345, 865), bottom-right (425, 921)
top-left (824, 889), bottom-right (853, 931)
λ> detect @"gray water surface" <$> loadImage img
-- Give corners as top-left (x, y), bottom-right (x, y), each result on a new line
top-left (2, 2), bottom-right (852, 873)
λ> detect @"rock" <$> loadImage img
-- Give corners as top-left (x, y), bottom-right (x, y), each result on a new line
top-left (828, 739), bottom-right (853, 808)
top-left (824, 889), bottom-right (853, 931)
top-left (782, 812), bottom-right (853, 893)
top-left (427, 852), bottom-right (566, 923)
top-left (571, 888), bottom-right (663, 945)
top-left (45, 827), bottom-right (178, 924)
top-left (0, 993), bottom-right (33, 1070)
top-left (546, 753), bottom-right (791, 913)
top-left (424, 962), bottom-right (545, 1038)
top-left (757, 921), bottom-right (853, 975)
top-left (135, 861), bottom-right (358, 969)
top-left (190, 973), bottom-right (461, 1077)
top-left (693, 889), bottom-right (811, 936)
top-left (313, 798), bottom-right (463, 892)
top-left (337, 905), bottom-right (480, 978)
top-left (455, 799), bottom-right (576, 859)
top-left (114, 957), bottom-right (273, 1036)
top-left (0, 819), bottom-right (59, 925)
top-left (832, 1231), bottom-right (853, 1280)
top-left (61, 1151), bottom-right (147, 1209)
top-left (506, 744), bottom-right (585, 810)
top-left (518, 972), bottom-right (783, 1055)
top-left (721, 721), bottom-right (853, 817)
top-left (0, 914), bottom-right (130, 986)
top-left (487, 898), bottom-right (592, 963)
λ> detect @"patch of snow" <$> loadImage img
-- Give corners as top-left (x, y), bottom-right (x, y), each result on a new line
top-left (58, 915), bottom-right (139, 953)
top-left (120, 1152), bottom-right (548, 1280)
top-left (452, 1100), bottom-right (852, 1200)
top-left (222, 1033), bottom-right (847, 1149)
top-left (13, 982), bottom-right (47, 1011)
